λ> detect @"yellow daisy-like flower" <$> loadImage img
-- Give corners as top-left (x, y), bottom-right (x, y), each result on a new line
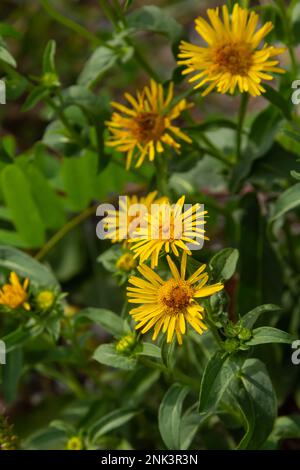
top-left (129, 196), bottom-right (207, 268)
top-left (106, 80), bottom-right (192, 169)
top-left (127, 253), bottom-right (223, 345)
top-left (0, 272), bottom-right (30, 311)
top-left (104, 191), bottom-right (167, 244)
top-left (177, 4), bottom-right (285, 97)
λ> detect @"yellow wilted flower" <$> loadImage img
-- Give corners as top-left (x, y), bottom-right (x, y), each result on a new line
top-left (127, 253), bottom-right (223, 345)
top-left (106, 80), bottom-right (192, 169)
top-left (177, 4), bottom-right (285, 96)
top-left (0, 272), bottom-right (30, 311)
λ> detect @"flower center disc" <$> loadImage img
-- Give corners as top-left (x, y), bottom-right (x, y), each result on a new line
top-left (214, 42), bottom-right (252, 75)
top-left (159, 279), bottom-right (193, 314)
top-left (133, 112), bottom-right (165, 142)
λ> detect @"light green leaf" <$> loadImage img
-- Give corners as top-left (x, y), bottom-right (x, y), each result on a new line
top-left (77, 308), bottom-right (126, 337)
top-left (89, 408), bottom-right (137, 442)
top-left (127, 6), bottom-right (182, 41)
top-left (270, 183), bottom-right (300, 223)
top-left (158, 383), bottom-right (189, 450)
top-left (78, 47), bottom-right (118, 88)
top-left (22, 86), bottom-right (49, 112)
top-left (1, 347), bottom-right (23, 403)
top-left (43, 40), bottom-right (56, 74)
top-left (93, 343), bottom-right (137, 370)
top-left (246, 327), bottom-right (294, 346)
top-left (209, 248), bottom-right (239, 281)
top-left (0, 45), bottom-right (16, 67)
top-left (136, 342), bottom-right (161, 359)
top-left (0, 245), bottom-right (58, 285)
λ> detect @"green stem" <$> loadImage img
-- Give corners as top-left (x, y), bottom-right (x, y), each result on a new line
top-left (206, 302), bottom-right (224, 350)
top-left (39, 0), bottom-right (104, 46)
top-left (35, 204), bottom-right (98, 261)
top-left (236, 93), bottom-right (249, 161)
top-left (199, 134), bottom-right (233, 167)
top-left (154, 154), bottom-right (170, 197)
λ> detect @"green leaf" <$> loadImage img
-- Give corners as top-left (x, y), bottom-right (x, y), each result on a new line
top-left (22, 86), bottom-right (49, 112)
top-left (24, 166), bottom-right (65, 230)
top-left (62, 86), bottom-right (102, 117)
top-left (1, 347), bottom-right (23, 403)
top-left (199, 352), bottom-right (242, 414)
top-left (270, 183), bottom-right (300, 223)
top-left (236, 358), bottom-right (277, 449)
top-left (241, 304), bottom-right (281, 329)
top-left (265, 415), bottom-right (300, 449)
top-left (209, 248), bottom-right (239, 281)
top-left (78, 47), bottom-right (118, 88)
top-left (93, 344), bottom-right (137, 370)
top-left (158, 383), bottom-right (189, 450)
top-left (43, 40), bottom-right (56, 74)
top-left (77, 308), bottom-right (126, 338)
top-left (179, 405), bottom-right (202, 450)
top-left (291, 170), bottom-right (300, 180)
top-left (2, 324), bottom-right (44, 353)
top-left (0, 230), bottom-right (31, 248)
top-left (0, 45), bottom-right (16, 67)
top-left (136, 342), bottom-right (161, 359)
top-left (127, 6), bottom-right (182, 41)
top-left (263, 84), bottom-right (292, 120)
top-left (89, 408), bottom-right (137, 442)
top-left (61, 153), bottom-right (97, 211)
top-left (0, 245), bottom-right (58, 286)
top-left (1, 164), bottom-right (45, 247)
top-left (246, 327), bottom-right (294, 346)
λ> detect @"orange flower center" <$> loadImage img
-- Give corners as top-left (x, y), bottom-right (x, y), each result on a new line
top-left (214, 42), bottom-right (253, 75)
top-left (132, 112), bottom-right (165, 142)
top-left (158, 279), bottom-right (193, 314)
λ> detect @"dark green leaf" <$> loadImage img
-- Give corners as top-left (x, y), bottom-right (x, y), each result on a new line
top-left (127, 6), bottom-right (182, 41)
top-left (78, 307), bottom-right (126, 337)
top-left (241, 304), bottom-right (281, 329)
top-left (158, 383), bottom-right (189, 450)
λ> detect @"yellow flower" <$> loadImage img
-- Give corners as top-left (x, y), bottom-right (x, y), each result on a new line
top-left (129, 196), bottom-right (207, 268)
top-left (106, 80), bottom-right (192, 169)
top-left (66, 436), bottom-right (83, 450)
top-left (177, 4), bottom-right (285, 97)
top-left (127, 253), bottom-right (223, 345)
top-left (35, 290), bottom-right (55, 311)
top-left (116, 252), bottom-right (137, 272)
top-left (105, 191), bottom-right (167, 244)
top-left (0, 272), bottom-right (30, 311)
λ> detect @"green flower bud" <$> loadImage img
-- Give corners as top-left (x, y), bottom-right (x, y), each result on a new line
top-left (42, 72), bottom-right (60, 88)
top-left (36, 290), bottom-right (56, 311)
top-left (66, 436), bottom-right (83, 450)
top-left (238, 327), bottom-right (252, 341)
top-left (224, 338), bottom-right (240, 353)
top-left (115, 333), bottom-right (136, 354)
top-left (0, 416), bottom-right (18, 450)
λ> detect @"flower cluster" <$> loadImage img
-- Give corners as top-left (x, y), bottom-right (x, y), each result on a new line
top-left (102, 3), bottom-right (286, 344)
